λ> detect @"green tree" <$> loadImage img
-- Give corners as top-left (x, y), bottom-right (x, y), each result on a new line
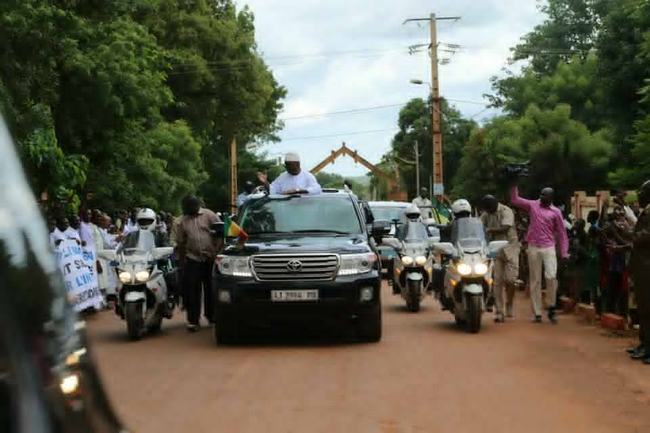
top-left (511, 0), bottom-right (607, 75)
top-left (596, 0), bottom-right (650, 157)
top-left (489, 54), bottom-right (607, 131)
top-left (390, 98), bottom-right (476, 199)
top-left (452, 104), bottom-right (613, 205)
top-left (0, 0), bottom-right (286, 214)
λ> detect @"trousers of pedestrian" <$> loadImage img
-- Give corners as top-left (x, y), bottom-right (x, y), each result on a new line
top-left (527, 246), bottom-right (558, 317)
top-left (635, 273), bottom-right (650, 348)
top-left (183, 258), bottom-right (214, 326)
top-left (493, 250), bottom-right (519, 315)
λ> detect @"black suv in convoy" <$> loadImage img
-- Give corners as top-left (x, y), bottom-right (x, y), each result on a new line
top-left (212, 191), bottom-right (382, 344)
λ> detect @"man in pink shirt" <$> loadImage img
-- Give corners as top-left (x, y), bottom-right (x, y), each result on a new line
top-left (510, 182), bottom-right (569, 324)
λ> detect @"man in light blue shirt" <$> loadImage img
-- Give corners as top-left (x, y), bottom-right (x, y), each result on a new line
top-left (257, 152), bottom-right (322, 195)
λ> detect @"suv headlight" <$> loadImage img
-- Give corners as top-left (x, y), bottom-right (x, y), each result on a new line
top-left (217, 255), bottom-right (252, 278)
top-left (338, 253), bottom-right (377, 276)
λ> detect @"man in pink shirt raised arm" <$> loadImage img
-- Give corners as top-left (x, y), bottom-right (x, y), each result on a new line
top-left (510, 181), bottom-right (569, 324)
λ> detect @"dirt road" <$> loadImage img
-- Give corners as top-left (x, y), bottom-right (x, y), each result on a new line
top-left (87, 284), bottom-right (650, 433)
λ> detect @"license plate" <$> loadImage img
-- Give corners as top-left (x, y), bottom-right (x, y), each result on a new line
top-left (271, 290), bottom-right (319, 302)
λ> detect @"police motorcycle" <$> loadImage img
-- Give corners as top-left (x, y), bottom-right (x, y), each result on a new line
top-left (383, 206), bottom-right (439, 312)
top-left (433, 200), bottom-right (507, 333)
top-left (98, 209), bottom-right (175, 340)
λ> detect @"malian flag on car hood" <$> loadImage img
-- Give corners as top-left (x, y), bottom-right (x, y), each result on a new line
top-left (224, 216), bottom-right (248, 241)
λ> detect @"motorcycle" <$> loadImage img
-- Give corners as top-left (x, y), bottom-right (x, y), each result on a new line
top-left (383, 218), bottom-right (439, 312)
top-left (99, 230), bottom-right (175, 340)
top-left (433, 217), bottom-right (506, 333)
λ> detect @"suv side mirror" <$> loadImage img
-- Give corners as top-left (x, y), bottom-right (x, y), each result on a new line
top-left (211, 221), bottom-right (225, 239)
top-left (372, 221), bottom-right (390, 236)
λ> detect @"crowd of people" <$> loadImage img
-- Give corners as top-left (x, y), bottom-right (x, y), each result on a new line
top-left (47, 207), bottom-right (176, 304)
top-left (43, 150), bottom-right (650, 364)
top-left (43, 151), bottom-right (324, 332)
top-left (465, 179), bottom-right (650, 365)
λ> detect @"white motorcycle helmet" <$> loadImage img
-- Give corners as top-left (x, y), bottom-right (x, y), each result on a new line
top-left (136, 208), bottom-right (157, 232)
top-left (451, 199), bottom-right (472, 219)
top-left (404, 205), bottom-right (422, 220)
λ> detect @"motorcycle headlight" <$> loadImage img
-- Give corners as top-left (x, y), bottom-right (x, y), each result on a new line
top-left (401, 256), bottom-right (414, 266)
top-left (135, 270), bottom-right (151, 282)
top-left (118, 271), bottom-right (132, 283)
top-left (415, 256), bottom-right (427, 266)
top-left (474, 263), bottom-right (488, 276)
top-left (457, 263), bottom-right (472, 276)
top-left (217, 255), bottom-right (252, 278)
top-left (338, 252), bottom-right (377, 276)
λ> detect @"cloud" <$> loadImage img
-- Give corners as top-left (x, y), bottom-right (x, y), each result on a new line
top-left (241, 0), bottom-right (544, 176)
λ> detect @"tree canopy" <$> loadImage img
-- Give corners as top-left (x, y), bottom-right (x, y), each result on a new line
top-left (0, 0), bottom-right (286, 215)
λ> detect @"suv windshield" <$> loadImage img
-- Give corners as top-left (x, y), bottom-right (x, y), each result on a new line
top-left (240, 196), bottom-right (362, 235)
top-left (370, 206), bottom-right (408, 222)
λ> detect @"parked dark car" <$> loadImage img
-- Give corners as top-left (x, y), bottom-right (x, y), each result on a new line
top-left (212, 191), bottom-right (383, 344)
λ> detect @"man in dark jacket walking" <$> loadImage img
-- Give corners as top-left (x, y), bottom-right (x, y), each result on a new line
top-left (629, 180), bottom-right (650, 364)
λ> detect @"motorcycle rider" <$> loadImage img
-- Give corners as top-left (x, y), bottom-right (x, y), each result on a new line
top-left (440, 199), bottom-right (472, 242)
top-left (396, 205), bottom-right (423, 239)
top-left (134, 208), bottom-right (178, 313)
top-left (133, 208), bottom-right (168, 247)
top-left (391, 205), bottom-right (424, 294)
top-left (447, 199), bottom-right (496, 310)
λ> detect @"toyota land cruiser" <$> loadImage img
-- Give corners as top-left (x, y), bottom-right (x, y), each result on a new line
top-left (212, 191), bottom-right (382, 344)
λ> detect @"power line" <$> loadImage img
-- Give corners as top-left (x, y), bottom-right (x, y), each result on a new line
top-left (281, 128), bottom-right (399, 142)
top-left (167, 47), bottom-right (415, 76)
top-left (281, 98), bottom-right (488, 121)
top-left (446, 98), bottom-right (489, 106)
top-left (280, 103), bottom-right (408, 121)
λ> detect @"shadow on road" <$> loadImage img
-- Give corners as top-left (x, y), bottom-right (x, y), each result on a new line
top-left (89, 322), bottom-right (187, 344)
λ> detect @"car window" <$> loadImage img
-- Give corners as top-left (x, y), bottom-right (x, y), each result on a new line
top-left (240, 196), bottom-right (362, 234)
top-left (370, 206), bottom-right (408, 222)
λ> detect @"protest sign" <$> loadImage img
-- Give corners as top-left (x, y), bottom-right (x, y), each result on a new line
top-left (54, 239), bottom-right (102, 312)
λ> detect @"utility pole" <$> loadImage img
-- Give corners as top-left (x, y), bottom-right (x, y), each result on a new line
top-left (414, 140), bottom-right (420, 193)
top-left (230, 137), bottom-right (237, 213)
top-left (404, 13), bottom-right (460, 201)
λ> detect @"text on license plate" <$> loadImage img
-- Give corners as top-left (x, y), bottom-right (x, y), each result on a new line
top-left (271, 290), bottom-right (319, 302)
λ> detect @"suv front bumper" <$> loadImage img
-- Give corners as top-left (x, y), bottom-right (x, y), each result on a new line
top-left (213, 272), bottom-right (380, 324)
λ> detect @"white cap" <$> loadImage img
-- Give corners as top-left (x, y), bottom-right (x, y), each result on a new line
top-left (285, 152), bottom-right (300, 162)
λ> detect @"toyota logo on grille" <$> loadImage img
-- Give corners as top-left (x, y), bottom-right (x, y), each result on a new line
top-left (286, 260), bottom-right (303, 272)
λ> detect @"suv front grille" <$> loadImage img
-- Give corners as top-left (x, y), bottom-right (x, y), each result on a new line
top-left (251, 254), bottom-right (339, 281)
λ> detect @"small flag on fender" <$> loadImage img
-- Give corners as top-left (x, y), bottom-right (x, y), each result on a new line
top-left (223, 216), bottom-right (248, 241)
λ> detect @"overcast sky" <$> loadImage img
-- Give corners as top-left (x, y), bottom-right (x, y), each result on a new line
top-left (240, 0), bottom-right (545, 179)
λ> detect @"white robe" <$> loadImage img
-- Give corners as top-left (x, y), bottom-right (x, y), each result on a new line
top-left (270, 171), bottom-right (322, 195)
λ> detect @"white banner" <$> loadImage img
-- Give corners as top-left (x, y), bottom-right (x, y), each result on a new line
top-left (54, 240), bottom-right (103, 312)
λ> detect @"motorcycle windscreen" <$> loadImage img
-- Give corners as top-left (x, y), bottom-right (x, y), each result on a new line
top-left (398, 220), bottom-right (429, 242)
top-left (118, 230), bottom-right (155, 256)
top-left (451, 218), bottom-right (486, 251)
